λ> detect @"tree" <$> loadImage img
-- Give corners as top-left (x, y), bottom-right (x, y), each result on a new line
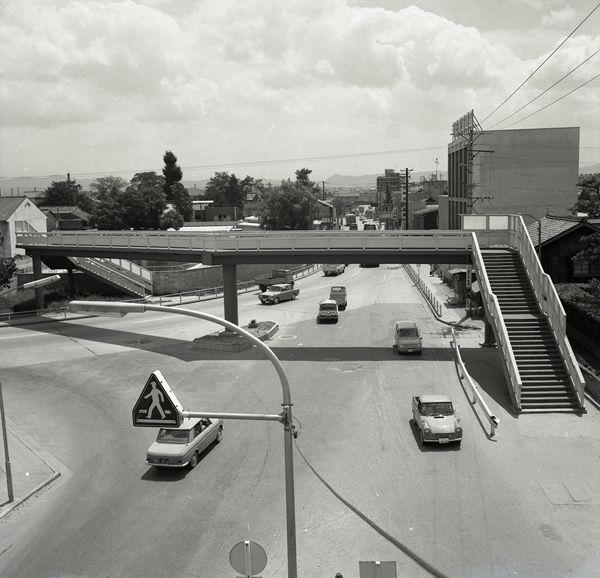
top-left (0, 233), bottom-right (18, 291)
top-left (170, 182), bottom-right (193, 221)
top-left (204, 172), bottom-right (231, 206)
top-left (259, 177), bottom-right (317, 230)
top-left (90, 176), bottom-right (128, 200)
top-left (571, 174), bottom-right (600, 218)
top-left (123, 172), bottom-right (167, 230)
top-left (574, 232), bottom-right (600, 267)
top-left (162, 150), bottom-right (183, 201)
top-left (160, 210), bottom-right (184, 230)
top-left (44, 179), bottom-right (81, 206)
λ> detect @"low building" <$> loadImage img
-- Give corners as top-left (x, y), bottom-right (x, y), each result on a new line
top-left (527, 215), bottom-right (600, 282)
top-left (0, 197), bottom-right (48, 258)
top-left (42, 206), bottom-right (91, 230)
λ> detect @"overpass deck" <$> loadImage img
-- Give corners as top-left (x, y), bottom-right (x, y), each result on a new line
top-left (17, 229), bottom-right (478, 265)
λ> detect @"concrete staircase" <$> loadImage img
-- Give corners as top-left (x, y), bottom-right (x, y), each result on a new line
top-left (69, 257), bottom-right (152, 298)
top-left (481, 249), bottom-right (580, 413)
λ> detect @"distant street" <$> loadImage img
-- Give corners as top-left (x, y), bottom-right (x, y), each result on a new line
top-left (1, 264), bottom-right (600, 577)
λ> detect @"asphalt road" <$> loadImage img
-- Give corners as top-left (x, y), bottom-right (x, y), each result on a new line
top-left (1, 264), bottom-right (599, 578)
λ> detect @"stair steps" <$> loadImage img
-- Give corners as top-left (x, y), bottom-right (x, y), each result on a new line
top-left (481, 249), bottom-right (580, 413)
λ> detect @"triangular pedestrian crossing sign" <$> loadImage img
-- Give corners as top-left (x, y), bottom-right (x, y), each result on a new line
top-left (132, 370), bottom-right (183, 428)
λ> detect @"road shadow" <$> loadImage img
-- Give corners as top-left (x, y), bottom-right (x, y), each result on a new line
top-left (408, 419), bottom-right (462, 452)
top-left (140, 441), bottom-right (219, 482)
top-left (457, 346), bottom-right (515, 416)
top-left (18, 321), bottom-right (456, 362)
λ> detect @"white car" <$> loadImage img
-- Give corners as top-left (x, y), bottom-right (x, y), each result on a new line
top-left (317, 299), bottom-right (339, 323)
top-left (412, 395), bottom-right (462, 446)
top-left (146, 417), bottom-right (223, 468)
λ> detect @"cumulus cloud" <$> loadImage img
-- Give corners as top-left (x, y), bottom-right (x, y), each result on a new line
top-left (0, 0), bottom-right (597, 177)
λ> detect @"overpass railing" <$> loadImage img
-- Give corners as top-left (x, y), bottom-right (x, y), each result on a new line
top-left (16, 230), bottom-right (475, 252)
top-left (450, 328), bottom-right (499, 438)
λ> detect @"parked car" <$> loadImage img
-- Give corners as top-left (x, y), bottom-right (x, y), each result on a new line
top-left (323, 264), bottom-right (345, 276)
top-left (348, 223), bottom-right (358, 230)
top-left (259, 283), bottom-right (299, 304)
top-left (146, 417), bottom-right (223, 468)
top-left (329, 285), bottom-right (347, 310)
top-left (393, 320), bottom-right (422, 354)
top-left (317, 299), bottom-right (339, 323)
top-left (363, 223), bottom-right (377, 230)
top-left (411, 395), bottom-right (462, 446)
top-left (359, 262), bottom-right (379, 268)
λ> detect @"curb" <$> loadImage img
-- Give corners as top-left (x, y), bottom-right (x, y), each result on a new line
top-left (0, 471), bottom-right (61, 520)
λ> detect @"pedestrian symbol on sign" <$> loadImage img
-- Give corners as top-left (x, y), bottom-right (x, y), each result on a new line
top-left (132, 370), bottom-right (183, 428)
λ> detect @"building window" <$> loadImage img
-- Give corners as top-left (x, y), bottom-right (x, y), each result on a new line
top-left (573, 259), bottom-right (600, 277)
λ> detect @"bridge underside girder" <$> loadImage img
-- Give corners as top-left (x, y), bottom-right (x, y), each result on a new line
top-left (26, 248), bottom-right (473, 266)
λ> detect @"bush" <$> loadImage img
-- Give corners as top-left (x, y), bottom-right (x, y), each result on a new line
top-left (556, 283), bottom-right (600, 340)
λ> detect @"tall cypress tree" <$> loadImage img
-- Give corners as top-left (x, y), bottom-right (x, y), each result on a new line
top-left (162, 150), bottom-right (183, 201)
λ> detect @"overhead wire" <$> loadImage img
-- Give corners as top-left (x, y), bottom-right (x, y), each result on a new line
top-left (488, 48), bottom-right (600, 129)
top-left (502, 71), bottom-right (600, 128)
top-left (480, 1), bottom-right (600, 124)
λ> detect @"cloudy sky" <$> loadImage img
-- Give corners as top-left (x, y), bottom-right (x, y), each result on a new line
top-left (1, 0), bottom-right (599, 184)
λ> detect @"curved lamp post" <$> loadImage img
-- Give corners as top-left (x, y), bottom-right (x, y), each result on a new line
top-left (0, 274), bottom-right (62, 298)
top-left (68, 300), bottom-right (298, 578)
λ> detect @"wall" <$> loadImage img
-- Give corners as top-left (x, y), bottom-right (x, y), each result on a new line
top-left (474, 127), bottom-right (580, 220)
top-left (151, 263), bottom-right (307, 295)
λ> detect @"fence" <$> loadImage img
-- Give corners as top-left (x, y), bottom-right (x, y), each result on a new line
top-left (403, 264), bottom-right (443, 318)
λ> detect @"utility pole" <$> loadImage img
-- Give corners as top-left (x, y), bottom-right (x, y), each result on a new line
top-left (322, 181), bottom-right (325, 200)
top-left (435, 157), bottom-right (439, 180)
top-left (404, 167), bottom-right (412, 230)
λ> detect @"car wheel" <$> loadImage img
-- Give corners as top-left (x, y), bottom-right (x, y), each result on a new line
top-left (216, 427), bottom-right (223, 443)
top-left (273, 297), bottom-right (279, 304)
top-left (189, 451), bottom-right (198, 469)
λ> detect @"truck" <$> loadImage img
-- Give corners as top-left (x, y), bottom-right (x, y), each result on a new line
top-left (329, 285), bottom-right (347, 310)
top-left (255, 268), bottom-right (294, 292)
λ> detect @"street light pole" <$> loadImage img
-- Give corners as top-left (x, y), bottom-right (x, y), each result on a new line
top-left (0, 274), bottom-right (62, 298)
top-left (68, 301), bottom-right (298, 578)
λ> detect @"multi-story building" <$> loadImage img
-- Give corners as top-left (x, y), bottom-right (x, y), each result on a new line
top-left (443, 111), bottom-right (579, 229)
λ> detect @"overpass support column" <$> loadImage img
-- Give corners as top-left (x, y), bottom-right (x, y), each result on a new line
top-left (482, 316), bottom-right (497, 347)
top-left (222, 264), bottom-right (239, 327)
top-left (67, 267), bottom-right (76, 297)
top-left (32, 255), bottom-right (44, 311)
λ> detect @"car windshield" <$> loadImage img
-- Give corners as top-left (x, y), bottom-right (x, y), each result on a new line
top-left (320, 303), bottom-right (337, 310)
top-left (331, 287), bottom-right (344, 293)
top-left (268, 285), bottom-right (283, 291)
top-left (156, 429), bottom-right (190, 443)
top-left (397, 327), bottom-right (418, 338)
top-left (421, 402), bottom-right (453, 416)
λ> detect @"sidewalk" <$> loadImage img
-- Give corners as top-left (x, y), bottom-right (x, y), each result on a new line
top-left (0, 419), bottom-right (62, 519)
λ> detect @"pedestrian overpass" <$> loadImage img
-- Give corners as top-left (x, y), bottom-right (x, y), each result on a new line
top-left (16, 214), bottom-right (585, 414)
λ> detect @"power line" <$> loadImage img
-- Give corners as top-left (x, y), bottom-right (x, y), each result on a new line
top-left (489, 48), bottom-right (600, 129)
top-left (0, 145), bottom-right (446, 181)
top-left (503, 71), bottom-right (600, 128)
top-left (481, 1), bottom-right (600, 123)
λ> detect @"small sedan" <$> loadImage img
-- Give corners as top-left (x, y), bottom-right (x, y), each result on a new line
top-left (146, 417), bottom-right (223, 468)
top-left (258, 283), bottom-right (299, 304)
top-left (412, 395), bottom-right (462, 446)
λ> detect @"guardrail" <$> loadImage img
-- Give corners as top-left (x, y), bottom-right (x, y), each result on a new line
top-left (403, 264), bottom-right (443, 317)
top-left (450, 328), bottom-right (499, 438)
top-left (0, 306), bottom-right (69, 322)
top-left (471, 232), bottom-right (522, 409)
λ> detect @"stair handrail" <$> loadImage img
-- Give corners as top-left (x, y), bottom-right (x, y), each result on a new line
top-left (70, 257), bottom-right (148, 296)
top-left (450, 329), bottom-right (499, 438)
top-left (106, 258), bottom-right (153, 285)
top-left (509, 216), bottom-right (586, 409)
top-left (471, 232), bottom-right (522, 408)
